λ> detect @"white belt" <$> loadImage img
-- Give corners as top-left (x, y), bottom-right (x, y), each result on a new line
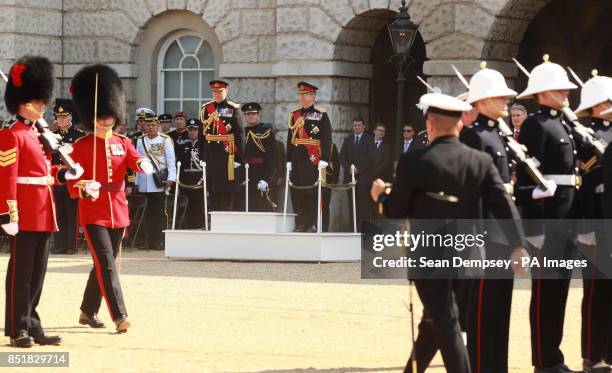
top-left (543, 174), bottom-right (581, 187)
top-left (595, 183), bottom-right (604, 194)
top-left (16, 176), bottom-right (54, 186)
top-left (503, 183), bottom-right (514, 194)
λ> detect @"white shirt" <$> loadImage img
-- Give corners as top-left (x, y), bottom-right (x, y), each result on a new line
top-left (135, 134), bottom-right (176, 192)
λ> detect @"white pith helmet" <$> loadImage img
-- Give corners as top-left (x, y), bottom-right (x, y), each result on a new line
top-left (465, 61), bottom-right (517, 104)
top-left (516, 54), bottom-right (578, 99)
top-left (574, 70), bottom-right (612, 117)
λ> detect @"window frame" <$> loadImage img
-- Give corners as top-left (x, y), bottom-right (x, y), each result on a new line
top-left (156, 31), bottom-right (216, 116)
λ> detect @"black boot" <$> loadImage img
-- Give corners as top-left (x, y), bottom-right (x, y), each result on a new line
top-left (10, 330), bottom-right (33, 348)
top-left (79, 312), bottom-right (105, 328)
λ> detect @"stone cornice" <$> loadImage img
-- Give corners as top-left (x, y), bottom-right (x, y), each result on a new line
top-left (220, 61), bottom-right (373, 79)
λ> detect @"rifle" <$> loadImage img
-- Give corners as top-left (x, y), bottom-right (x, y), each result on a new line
top-left (0, 70), bottom-right (78, 171)
top-left (446, 67), bottom-right (549, 190)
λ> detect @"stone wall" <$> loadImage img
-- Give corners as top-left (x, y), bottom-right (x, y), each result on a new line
top-left (0, 0), bottom-right (552, 229)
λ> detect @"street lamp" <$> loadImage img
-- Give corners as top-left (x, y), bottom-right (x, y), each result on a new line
top-left (388, 0), bottom-right (418, 161)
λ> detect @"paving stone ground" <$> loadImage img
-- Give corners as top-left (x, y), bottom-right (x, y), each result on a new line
top-left (0, 251), bottom-right (584, 372)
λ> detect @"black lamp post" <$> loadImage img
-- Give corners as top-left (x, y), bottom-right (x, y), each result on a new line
top-left (388, 0), bottom-right (418, 161)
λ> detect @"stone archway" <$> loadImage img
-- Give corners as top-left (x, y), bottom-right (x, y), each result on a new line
top-left (333, 8), bottom-right (427, 150)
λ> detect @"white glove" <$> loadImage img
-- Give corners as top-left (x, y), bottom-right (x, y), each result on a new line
top-left (140, 160), bottom-right (154, 175)
top-left (234, 162), bottom-right (241, 169)
top-left (64, 163), bottom-right (84, 180)
top-left (532, 179), bottom-right (557, 200)
top-left (286, 162), bottom-right (292, 171)
top-left (1, 223), bottom-right (18, 236)
top-left (318, 160), bottom-right (329, 170)
top-left (85, 181), bottom-right (101, 201)
top-left (257, 180), bottom-right (268, 192)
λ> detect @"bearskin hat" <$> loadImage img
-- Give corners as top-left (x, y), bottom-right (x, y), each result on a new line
top-left (70, 64), bottom-right (125, 130)
top-left (4, 55), bottom-right (54, 115)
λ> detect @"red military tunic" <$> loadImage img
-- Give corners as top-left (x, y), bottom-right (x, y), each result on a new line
top-left (0, 120), bottom-right (63, 232)
top-left (68, 133), bottom-right (145, 229)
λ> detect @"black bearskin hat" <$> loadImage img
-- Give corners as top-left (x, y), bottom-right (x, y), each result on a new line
top-left (4, 55), bottom-right (54, 114)
top-left (70, 64), bottom-right (125, 130)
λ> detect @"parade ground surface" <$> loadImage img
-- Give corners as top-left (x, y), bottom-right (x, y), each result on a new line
top-left (0, 251), bottom-right (584, 372)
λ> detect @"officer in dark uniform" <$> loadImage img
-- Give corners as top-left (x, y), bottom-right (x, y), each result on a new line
top-left (168, 111), bottom-right (188, 144)
top-left (198, 80), bottom-right (244, 211)
top-left (158, 113), bottom-right (172, 134)
top-left (176, 118), bottom-right (204, 228)
top-left (371, 92), bottom-right (528, 373)
top-left (601, 105), bottom-right (612, 368)
top-left (458, 62), bottom-right (522, 373)
top-left (286, 82), bottom-right (332, 232)
top-left (573, 72), bottom-right (612, 372)
top-left (51, 99), bottom-right (85, 255)
top-left (240, 102), bottom-right (276, 212)
top-left (515, 55), bottom-right (582, 373)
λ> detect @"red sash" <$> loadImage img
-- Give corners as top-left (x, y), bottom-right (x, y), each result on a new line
top-left (291, 110), bottom-right (320, 166)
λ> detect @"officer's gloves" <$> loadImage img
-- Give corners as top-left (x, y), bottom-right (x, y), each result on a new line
top-left (531, 179), bottom-right (557, 200)
top-left (257, 180), bottom-right (268, 192)
top-left (318, 160), bottom-right (328, 170)
top-left (234, 162), bottom-right (241, 169)
top-left (64, 163), bottom-right (84, 180)
top-left (1, 223), bottom-right (18, 236)
top-left (140, 160), bottom-right (154, 174)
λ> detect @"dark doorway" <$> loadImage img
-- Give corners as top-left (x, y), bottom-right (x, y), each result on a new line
top-left (516, 0), bottom-right (612, 109)
top-left (371, 31), bottom-right (427, 155)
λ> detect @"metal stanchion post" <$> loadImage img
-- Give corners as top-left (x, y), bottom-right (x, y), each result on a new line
top-left (283, 162), bottom-right (291, 232)
top-left (245, 163), bottom-right (250, 212)
top-left (317, 167), bottom-right (322, 234)
top-left (200, 161), bottom-right (208, 231)
top-left (172, 161), bottom-right (182, 230)
top-left (351, 164), bottom-right (357, 233)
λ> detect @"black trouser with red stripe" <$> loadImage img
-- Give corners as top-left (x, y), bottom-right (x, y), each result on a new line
top-left (530, 234), bottom-right (576, 367)
top-left (405, 279), bottom-right (470, 373)
top-left (467, 278), bottom-right (513, 373)
top-left (581, 241), bottom-right (612, 363)
top-left (81, 225), bottom-right (126, 321)
top-left (413, 279), bottom-right (471, 373)
top-left (4, 231), bottom-right (50, 338)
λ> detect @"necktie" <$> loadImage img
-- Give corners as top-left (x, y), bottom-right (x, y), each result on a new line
top-left (376, 141), bottom-right (380, 149)
top-left (355, 135), bottom-right (360, 146)
top-left (514, 130), bottom-right (519, 141)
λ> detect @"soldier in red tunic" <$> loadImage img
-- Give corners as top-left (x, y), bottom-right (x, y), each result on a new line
top-left (67, 64), bottom-right (153, 333)
top-left (0, 56), bottom-right (84, 347)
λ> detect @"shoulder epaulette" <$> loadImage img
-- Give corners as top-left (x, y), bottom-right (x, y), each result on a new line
top-left (227, 101), bottom-right (240, 109)
top-left (291, 107), bottom-right (301, 113)
top-left (202, 100), bottom-right (214, 107)
top-left (314, 106), bottom-right (327, 113)
top-left (134, 134), bottom-right (145, 140)
top-left (260, 122), bottom-right (273, 129)
top-left (159, 133), bottom-right (170, 138)
top-left (114, 133), bottom-right (130, 140)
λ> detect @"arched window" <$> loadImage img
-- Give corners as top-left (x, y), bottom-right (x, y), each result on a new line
top-left (157, 32), bottom-right (215, 118)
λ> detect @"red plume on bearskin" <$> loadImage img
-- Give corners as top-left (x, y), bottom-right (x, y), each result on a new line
top-left (4, 55), bottom-right (54, 114)
top-left (10, 64), bottom-right (26, 87)
top-left (70, 64), bottom-right (125, 131)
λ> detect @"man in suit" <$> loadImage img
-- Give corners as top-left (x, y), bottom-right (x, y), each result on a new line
top-left (371, 92), bottom-right (528, 373)
top-left (340, 117), bottom-right (374, 231)
top-left (370, 123), bottom-right (392, 219)
top-left (401, 124), bottom-right (416, 154)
